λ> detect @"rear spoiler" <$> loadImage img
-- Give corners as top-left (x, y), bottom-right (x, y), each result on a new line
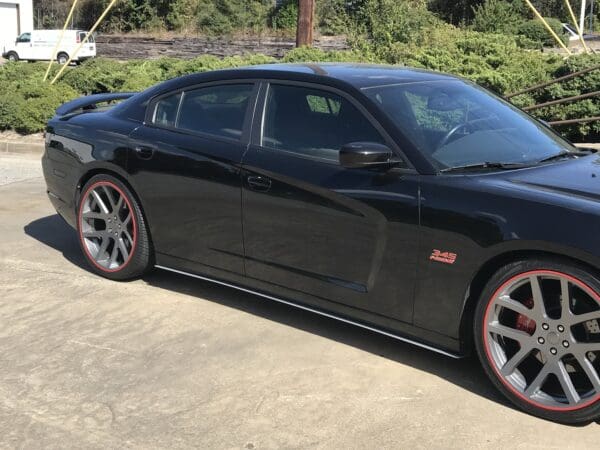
top-left (55, 92), bottom-right (137, 117)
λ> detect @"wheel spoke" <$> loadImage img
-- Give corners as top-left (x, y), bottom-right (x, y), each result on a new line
top-left (575, 354), bottom-right (600, 392)
top-left (91, 190), bottom-right (110, 214)
top-left (117, 237), bottom-right (130, 261)
top-left (122, 213), bottom-right (132, 227)
top-left (525, 361), bottom-right (553, 397)
top-left (569, 310), bottom-right (600, 326)
top-left (488, 321), bottom-right (531, 343)
top-left (109, 242), bottom-right (119, 267)
top-left (83, 230), bottom-right (103, 239)
top-left (98, 236), bottom-right (111, 259)
top-left (497, 294), bottom-right (532, 317)
top-left (102, 185), bottom-right (117, 211)
top-left (500, 344), bottom-right (533, 376)
top-left (529, 275), bottom-right (546, 318)
top-left (560, 278), bottom-right (573, 322)
top-left (82, 211), bottom-right (106, 221)
top-left (115, 195), bottom-right (124, 213)
top-left (556, 360), bottom-right (580, 405)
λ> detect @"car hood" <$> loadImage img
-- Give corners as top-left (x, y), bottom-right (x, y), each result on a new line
top-left (494, 154), bottom-right (600, 201)
top-left (475, 154), bottom-right (600, 201)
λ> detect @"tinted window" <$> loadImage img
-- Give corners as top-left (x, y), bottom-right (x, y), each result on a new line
top-left (153, 93), bottom-right (181, 128)
top-left (177, 84), bottom-right (253, 140)
top-left (17, 33), bottom-right (31, 43)
top-left (364, 80), bottom-right (576, 169)
top-left (262, 84), bottom-right (385, 162)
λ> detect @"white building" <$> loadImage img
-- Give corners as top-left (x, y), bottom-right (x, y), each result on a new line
top-left (0, 1), bottom-right (33, 49)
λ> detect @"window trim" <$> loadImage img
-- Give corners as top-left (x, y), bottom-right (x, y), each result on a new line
top-left (145, 80), bottom-right (260, 145)
top-left (253, 80), bottom-right (413, 169)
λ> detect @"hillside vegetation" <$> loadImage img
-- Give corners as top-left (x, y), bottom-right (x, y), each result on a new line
top-left (4, 0), bottom-right (598, 140)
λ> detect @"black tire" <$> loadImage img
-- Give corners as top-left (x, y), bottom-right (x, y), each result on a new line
top-left (57, 52), bottom-right (69, 65)
top-left (6, 52), bottom-right (19, 62)
top-left (474, 258), bottom-right (600, 424)
top-left (77, 174), bottom-right (153, 281)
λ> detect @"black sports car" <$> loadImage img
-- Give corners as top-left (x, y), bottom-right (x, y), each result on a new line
top-left (42, 63), bottom-right (600, 424)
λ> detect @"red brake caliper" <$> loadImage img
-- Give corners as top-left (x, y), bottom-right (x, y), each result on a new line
top-left (515, 297), bottom-right (536, 334)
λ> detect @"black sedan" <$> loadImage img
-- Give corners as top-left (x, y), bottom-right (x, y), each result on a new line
top-left (42, 63), bottom-right (600, 424)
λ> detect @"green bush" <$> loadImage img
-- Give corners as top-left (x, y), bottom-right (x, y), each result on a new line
top-left (517, 18), bottom-right (569, 47)
top-left (271, 0), bottom-right (298, 31)
top-left (472, 0), bottom-right (525, 34)
top-left (0, 41), bottom-right (598, 141)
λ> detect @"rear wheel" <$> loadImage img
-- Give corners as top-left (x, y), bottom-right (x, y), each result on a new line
top-left (474, 259), bottom-right (600, 423)
top-left (57, 52), bottom-right (69, 65)
top-left (6, 52), bottom-right (18, 62)
top-left (77, 175), bottom-right (153, 280)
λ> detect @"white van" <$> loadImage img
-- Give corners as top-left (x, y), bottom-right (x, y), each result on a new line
top-left (2, 29), bottom-right (96, 64)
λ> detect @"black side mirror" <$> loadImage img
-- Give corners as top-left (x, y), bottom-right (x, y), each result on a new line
top-left (340, 142), bottom-right (395, 169)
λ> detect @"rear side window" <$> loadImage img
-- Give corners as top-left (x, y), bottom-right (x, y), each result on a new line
top-left (152, 93), bottom-right (182, 128)
top-left (262, 84), bottom-right (385, 162)
top-left (177, 84), bottom-right (254, 140)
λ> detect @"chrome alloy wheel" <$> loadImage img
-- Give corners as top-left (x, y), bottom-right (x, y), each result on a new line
top-left (483, 270), bottom-right (600, 410)
top-left (79, 181), bottom-right (137, 272)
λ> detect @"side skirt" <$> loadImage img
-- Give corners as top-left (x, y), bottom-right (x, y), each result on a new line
top-left (155, 264), bottom-right (463, 359)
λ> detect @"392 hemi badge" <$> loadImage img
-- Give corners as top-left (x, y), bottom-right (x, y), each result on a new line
top-left (430, 249), bottom-right (457, 264)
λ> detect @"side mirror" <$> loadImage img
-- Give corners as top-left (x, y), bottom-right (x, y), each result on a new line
top-left (339, 142), bottom-right (395, 169)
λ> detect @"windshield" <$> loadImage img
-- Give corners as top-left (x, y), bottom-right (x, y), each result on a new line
top-left (363, 79), bottom-right (576, 170)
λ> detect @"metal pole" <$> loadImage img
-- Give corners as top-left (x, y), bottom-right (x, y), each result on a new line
top-left (296, 0), bottom-right (314, 47)
top-left (50, 0), bottom-right (119, 85)
top-left (564, 0), bottom-right (590, 53)
top-left (523, 0), bottom-right (572, 54)
top-left (522, 90), bottom-right (600, 111)
top-left (590, 0), bottom-right (595, 34)
top-left (43, 0), bottom-right (79, 82)
top-left (580, 0), bottom-right (587, 34)
top-left (505, 64), bottom-right (600, 98)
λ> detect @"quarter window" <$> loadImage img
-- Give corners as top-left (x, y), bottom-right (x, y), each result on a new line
top-left (262, 84), bottom-right (385, 162)
top-left (177, 84), bottom-right (253, 140)
top-left (153, 93), bottom-right (181, 128)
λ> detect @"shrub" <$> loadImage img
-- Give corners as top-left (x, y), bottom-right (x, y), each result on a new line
top-left (271, 0), bottom-right (298, 31)
top-left (517, 18), bottom-right (569, 47)
top-left (472, 0), bottom-right (525, 34)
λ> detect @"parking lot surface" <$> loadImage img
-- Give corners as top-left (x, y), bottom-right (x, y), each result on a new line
top-left (1, 153), bottom-right (599, 449)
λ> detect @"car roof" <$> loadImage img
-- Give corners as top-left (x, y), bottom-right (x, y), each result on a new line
top-left (241, 63), bottom-right (459, 89)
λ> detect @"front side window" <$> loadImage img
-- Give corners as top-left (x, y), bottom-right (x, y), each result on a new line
top-left (262, 84), bottom-right (385, 162)
top-left (177, 84), bottom-right (253, 140)
top-left (17, 33), bottom-right (31, 43)
top-left (364, 80), bottom-right (575, 170)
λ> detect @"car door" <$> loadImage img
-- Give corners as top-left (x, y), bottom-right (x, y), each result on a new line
top-left (241, 82), bottom-right (420, 322)
top-left (15, 33), bottom-right (33, 59)
top-left (128, 82), bottom-right (258, 275)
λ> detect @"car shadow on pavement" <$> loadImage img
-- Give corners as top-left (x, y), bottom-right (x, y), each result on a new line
top-left (25, 213), bottom-right (575, 421)
top-left (24, 214), bottom-right (87, 269)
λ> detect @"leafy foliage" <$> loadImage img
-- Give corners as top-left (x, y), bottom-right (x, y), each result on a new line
top-left (472, 0), bottom-right (526, 34)
top-left (517, 17), bottom-right (569, 47)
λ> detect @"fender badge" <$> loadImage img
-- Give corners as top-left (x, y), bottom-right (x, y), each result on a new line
top-left (430, 249), bottom-right (457, 265)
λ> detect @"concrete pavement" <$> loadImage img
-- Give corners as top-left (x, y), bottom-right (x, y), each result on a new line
top-left (0, 153), bottom-right (599, 449)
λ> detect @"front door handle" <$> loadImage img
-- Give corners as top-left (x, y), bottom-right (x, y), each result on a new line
top-left (135, 146), bottom-right (155, 160)
top-left (247, 175), bottom-right (272, 192)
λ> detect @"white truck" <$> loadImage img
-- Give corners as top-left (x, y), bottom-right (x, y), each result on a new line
top-left (2, 29), bottom-right (96, 64)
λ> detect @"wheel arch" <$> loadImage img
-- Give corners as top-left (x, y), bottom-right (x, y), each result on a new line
top-left (458, 248), bottom-right (600, 356)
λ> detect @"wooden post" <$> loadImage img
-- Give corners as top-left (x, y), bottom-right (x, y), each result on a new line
top-left (296, 0), bottom-right (314, 47)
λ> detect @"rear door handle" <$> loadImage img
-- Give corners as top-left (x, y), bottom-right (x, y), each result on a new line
top-left (247, 175), bottom-right (272, 192)
top-left (135, 146), bottom-right (155, 160)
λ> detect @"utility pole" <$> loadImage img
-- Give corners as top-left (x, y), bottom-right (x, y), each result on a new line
top-left (296, 0), bottom-right (315, 47)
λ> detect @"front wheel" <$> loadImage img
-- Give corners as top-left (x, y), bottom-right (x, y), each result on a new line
top-left (77, 175), bottom-right (153, 280)
top-left (57, 52), bottom-right (69, 65)
top-left (6, 52), bottom-right (18, 62)
top-left (474, 259), bottom-right (600, 424)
